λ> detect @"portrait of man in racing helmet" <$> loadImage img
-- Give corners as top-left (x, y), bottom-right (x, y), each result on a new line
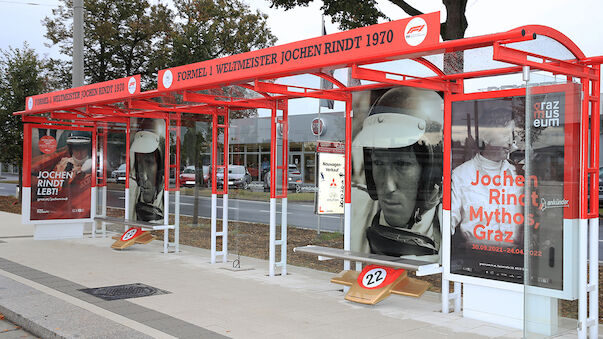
top-left (54, 131), bottom-right (92, 180)
top-left (129, 129), bottom-right (164, 223)
top-left (450, 102), bottom-right (523, 245)
top-left (352, 86), bottom-right (443, 263)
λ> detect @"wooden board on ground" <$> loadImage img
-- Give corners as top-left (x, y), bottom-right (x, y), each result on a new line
top-left (331, 265), bottom-right (431, 305)
top-left (110, 227), bottom-right (156, 250)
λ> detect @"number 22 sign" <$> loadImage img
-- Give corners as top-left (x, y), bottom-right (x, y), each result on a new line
top-left (357, 265), bottom-right (405, 290)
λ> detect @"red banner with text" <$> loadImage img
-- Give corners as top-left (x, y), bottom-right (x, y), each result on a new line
top-left (157, 12), bottom-right (440, 92)
top-left (25, 75), bottom-right (141, 114)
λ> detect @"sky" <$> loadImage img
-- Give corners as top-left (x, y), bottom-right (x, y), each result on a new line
top-left (0, 0), bottom-right (602, 113)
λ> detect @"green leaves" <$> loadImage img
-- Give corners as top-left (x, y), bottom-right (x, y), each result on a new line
top-left (42, 0), bottom-right (276, 90)
top-left (0, 44), bottom-right (47, 166)
top-left (170, 0), bottom-right (276, 67)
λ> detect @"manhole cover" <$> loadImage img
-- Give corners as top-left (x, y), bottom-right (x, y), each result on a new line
top-left (79, 283), bottom-right (170, 301)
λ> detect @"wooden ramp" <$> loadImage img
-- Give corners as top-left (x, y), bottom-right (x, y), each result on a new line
top-left (111, 227), bottom-right (156, 250)
top-left (330, 265), bottom-right (430, 305)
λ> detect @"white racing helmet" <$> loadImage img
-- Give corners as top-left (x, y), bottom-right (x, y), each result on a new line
top-left (65, 131), bottom-right (92, 169)
top-left (129, 130), bottom-right (163, 186)
top-left (354, 86), bottom-right (443, 209)
top-left (130, 130), bottom-right (160, 154)
top-left (353, 87), bottom-right (443, 149)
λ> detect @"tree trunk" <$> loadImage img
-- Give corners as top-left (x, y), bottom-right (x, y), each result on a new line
top-left (441, 0), bottom-right (468, 75)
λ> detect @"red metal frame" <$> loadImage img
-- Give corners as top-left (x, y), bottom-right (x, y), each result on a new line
top-left (211, 107), bottom-right (229, 195)
top-left (11, 14), bottom-right (602, 243)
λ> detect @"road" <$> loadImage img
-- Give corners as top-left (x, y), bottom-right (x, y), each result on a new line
top-left (3, 182), bottom-right (603, 259)
top-left (105, 189), bottom-right (344, 232)
top-left (0, 182), bottom-right (17, 197)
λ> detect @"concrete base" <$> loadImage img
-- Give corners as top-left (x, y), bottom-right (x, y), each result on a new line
top-left (463, 283), bottom-right (558, 336)
top-left (34, 223), bottom-right (84, 240)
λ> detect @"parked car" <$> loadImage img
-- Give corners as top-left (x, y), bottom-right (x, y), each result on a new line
top-left (264, 164), bottom-right (303, 190)
top-left (111, 164), bottom-right (127, 183)
top-left (210, 165), bottom-right (252, 189)
top-left (179, 165), bottom-right (210, 187)
top-left (179, 166), bottom-right (196, 187)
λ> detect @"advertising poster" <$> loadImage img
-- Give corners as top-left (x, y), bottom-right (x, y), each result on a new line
top-left (128, 118), bottom-right (166, 223)
top-left (449, 87), bottom-right (577, 290)
top-left (30, 128), bottom-right (92, 220)
top-left (316, 151), bottom-right (345, 214)
top-left (350, 86), bottom-right (443, 263)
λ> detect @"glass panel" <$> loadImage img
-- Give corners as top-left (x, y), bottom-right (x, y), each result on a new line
top-left (304, 153), bottom-right (315, 185)
top-left (523, 71), bottom-right (581, 337)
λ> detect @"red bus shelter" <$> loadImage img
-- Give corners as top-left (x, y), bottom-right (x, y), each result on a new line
top-left (15, 12), bottom-right (602, 338)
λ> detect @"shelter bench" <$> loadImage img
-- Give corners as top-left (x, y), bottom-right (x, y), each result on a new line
top-left (293, 245), bottom-right (442, 275)
top-left (94, 216), bottom-right (175, 253)
top-left (293, 245), bottom-right (444, 304)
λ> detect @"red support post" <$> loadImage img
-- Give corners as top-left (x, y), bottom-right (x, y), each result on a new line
top-left (211, 108), bottom-right (218, 194)
top-left (222, 107), bottom-right (229, 195)
top-left (91, 126), bottom-right (97, 188)
top-left (102, 122), bottom-right (108, 187)
top-left (443, 91), bottom-right (452, 210)
top-left (164, 118), bottom-right (170, 192)
top-left (579, 79), bottom-right (590, 219)
top-left (125, 119), bottom-right (130, 190)
top-left (23, 124), bottom-right (32, 188)
top-left (279, 100), bottom-right (288, 199)
top-left (175, 114), bottom-right (181, 189)
top-left (270, 102), bottom-right (277, 199)
top-left (344, 96), bottom-right (352, 204)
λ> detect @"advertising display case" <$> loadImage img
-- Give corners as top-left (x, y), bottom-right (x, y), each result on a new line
top-left (446, 83), bottom-right (580, 299)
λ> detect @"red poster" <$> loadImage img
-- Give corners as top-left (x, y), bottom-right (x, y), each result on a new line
top-left (30, 128), bottom-right (93, 220)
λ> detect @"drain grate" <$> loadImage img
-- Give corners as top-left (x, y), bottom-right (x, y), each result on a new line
top-left (80, 283), bottom-right (170, 301)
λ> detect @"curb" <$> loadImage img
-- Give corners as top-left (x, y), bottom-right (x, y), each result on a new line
top-left (0, 303), bottom-right (62, 339)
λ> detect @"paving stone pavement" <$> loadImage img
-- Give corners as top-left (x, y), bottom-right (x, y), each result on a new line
top-left (0, 211), bottom-right (598, 338)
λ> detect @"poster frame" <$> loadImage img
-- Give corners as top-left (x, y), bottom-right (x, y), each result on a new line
top-left (315, 147), bottom-right (345, 215)
top-left (22, 123), bottom-right (96, 224)
top-left (443, 84), bottom-right (580, 300)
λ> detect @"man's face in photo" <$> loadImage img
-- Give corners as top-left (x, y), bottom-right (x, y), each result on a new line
top-left (71, 145), bottom-right (88, 162)
top-left (371, 147), bottom-right (421, 227)
top-left (482, 120), bottom-right (515, 162)
top-left (136, 152), bottom-right (158, 203)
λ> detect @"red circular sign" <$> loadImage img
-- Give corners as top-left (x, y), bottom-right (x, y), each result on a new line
top-left (39, 136), bottom-right (57, 154)
top-left (311, 118), bottom-right (325, 136)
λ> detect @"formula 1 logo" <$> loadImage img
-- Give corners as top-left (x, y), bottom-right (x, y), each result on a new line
top-left (127, 77), bottom-right (137, 94)
top-left (404, 17), bottom-right (428, 46)
top-left (162, 70), bottom-right (173, 89)
top-left (407, 25), bottom-right (425, 34)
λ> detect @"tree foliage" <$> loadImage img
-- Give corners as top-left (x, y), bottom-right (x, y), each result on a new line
top-left (269, 0), bottom-right (468, 40)
top-left (171, 0), bottom-right (277, 67)
top-left (0, 44), bottom-right (49, 168)
top-left (269, 0), bottom-right (467, 73)
top-left (43, 0), bottom-right (277, 90)
top-left (43, 0), bottom-right (173, 89)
